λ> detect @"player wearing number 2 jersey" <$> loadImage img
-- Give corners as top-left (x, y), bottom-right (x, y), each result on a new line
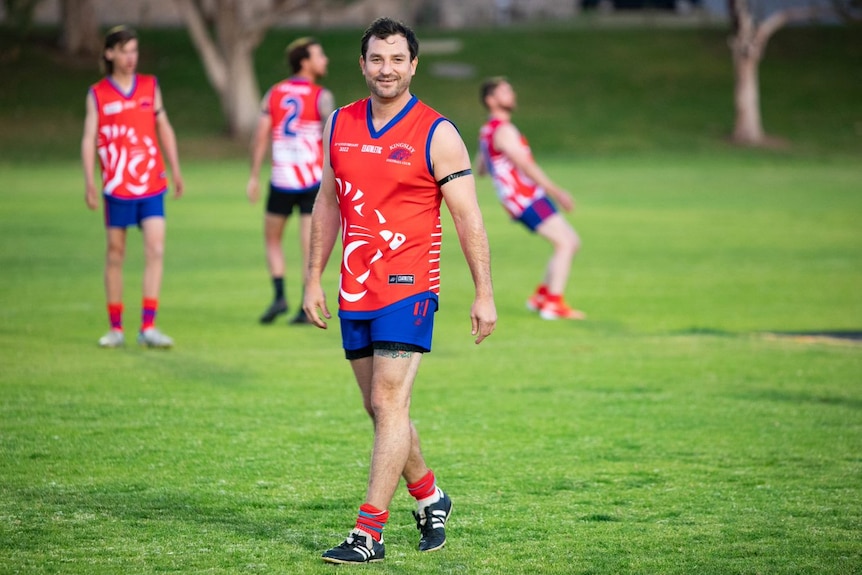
top-left (247, 37), bottom-right (334, 325)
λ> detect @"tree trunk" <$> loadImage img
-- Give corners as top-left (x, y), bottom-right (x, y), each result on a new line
top-left (728, 0), bottom-right (821, 147)
top-left (731, 39), bottom-right (764, 144)
top-left (224, 40), bottom-right (262, 138)
top-left (174, 0), bottom-right (262, 139)
top-left (60, 0), bottom-right (100, 58)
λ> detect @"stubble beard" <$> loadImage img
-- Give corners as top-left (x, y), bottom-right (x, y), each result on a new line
top-left (367, 74), bottom-right (410, 102)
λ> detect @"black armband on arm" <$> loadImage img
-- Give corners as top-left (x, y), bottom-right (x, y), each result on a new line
top-left (436, 169), bottom-right (472, 187)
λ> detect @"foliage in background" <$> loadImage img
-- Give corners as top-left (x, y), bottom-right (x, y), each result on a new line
top-left (0, 25), bottom-right (860, 162)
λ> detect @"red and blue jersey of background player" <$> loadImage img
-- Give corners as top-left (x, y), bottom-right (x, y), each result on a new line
top-left (478, 117), bottom-right (546, 219)
top-left (91, 74), bottom-right (167, 200)
top-left (266, 77), bottom-right (325, 193)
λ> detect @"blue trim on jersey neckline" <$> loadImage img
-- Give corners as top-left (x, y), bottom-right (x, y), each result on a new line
top-left (107, 74), bottom-right (139, 99)
top-left (365, 94), bottom-right (419, 139)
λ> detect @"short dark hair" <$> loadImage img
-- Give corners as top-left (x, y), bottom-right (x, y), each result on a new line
top-left (479, 76), bottom-right (508, 109)
top-left (360, 17), bottom-right (419, 61)
top-left (286, 37), bottom-right (319, 74)
top-left (102, 25), bottom-right (137, 75)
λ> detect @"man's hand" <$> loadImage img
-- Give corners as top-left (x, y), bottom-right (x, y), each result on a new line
top-left (303, 281), bottom-right (331, 329)
top-left (85, 183), bottom-right (99, 210)
top-left (246, 176), bottom-right (260, 204)
top-left (471, 296), bottom-right (497, 344)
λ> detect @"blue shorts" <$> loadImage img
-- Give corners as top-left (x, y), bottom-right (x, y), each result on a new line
top-left (340, 297), bottom-right (438, 359)
top-left (104, 193), bottom-right (166, 228)
top-left (518, 196), bottom-right (558, 232)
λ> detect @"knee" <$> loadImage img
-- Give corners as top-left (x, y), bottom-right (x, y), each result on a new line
top-left (568, 231), bottom-right (581, 255)
top-left (554, 230), bottom-right (580, 257)
top-left (368, 389), bottom-right (408, 418)
top-left (106, 244), bottom-right (125, 266)
top-left (145, 242), bottom-right (165, 262)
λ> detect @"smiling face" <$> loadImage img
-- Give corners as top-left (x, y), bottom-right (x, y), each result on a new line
top-left (360, 34), bottom-right (417, 102)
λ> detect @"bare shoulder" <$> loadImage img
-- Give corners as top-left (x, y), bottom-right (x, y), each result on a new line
top-left (430, 119), bottom-right (469, 160)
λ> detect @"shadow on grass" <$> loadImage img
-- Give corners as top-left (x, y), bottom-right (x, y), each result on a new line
top-left (6, 483), bottom-right (355, 553)
top-left (735, 389), bottom-right (862, 411)
top-left (672, 327), bottom-right (862, 345)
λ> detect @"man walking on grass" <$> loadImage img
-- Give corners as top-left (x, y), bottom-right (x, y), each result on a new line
top-left (303, 17), bottom-right (497, 564)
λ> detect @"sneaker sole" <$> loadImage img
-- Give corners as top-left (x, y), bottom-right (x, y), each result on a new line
top-left (321, 556), bottom-right (384, 564)
top-left (539, 310), bottom-right (586, 320)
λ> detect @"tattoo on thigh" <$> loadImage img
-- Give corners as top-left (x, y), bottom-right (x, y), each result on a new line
top-left (374, 349), bottom-right (413, 359)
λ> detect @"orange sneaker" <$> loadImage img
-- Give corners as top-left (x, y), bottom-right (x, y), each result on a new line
top-left (526, 291), bottom-right (545, 312)
top-left (539, 300), bottom-right (585, 320)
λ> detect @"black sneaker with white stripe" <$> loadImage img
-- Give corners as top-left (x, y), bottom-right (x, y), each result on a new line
top-left (321, 529), bottom-right (385, 564)
top-left (413, 491), bottom-right (452, 552)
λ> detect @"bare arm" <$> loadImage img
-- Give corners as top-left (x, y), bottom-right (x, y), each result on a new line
top-left (472, 146), bottom-right (488, 177)
top-left (246, 92), bottom-right (272, 204)
top-left (302, 113), bottom-right (341, 329)
top-left (494, 123), bottom-right (573, 211)
top-left (318, 88), bottom-right (335, 120)
top-left (432, 121), bottom-right (497, 344)
top-left (81, 90), bottom-right (100, 210)
top-left (154, 85), bottom-right (184, 199)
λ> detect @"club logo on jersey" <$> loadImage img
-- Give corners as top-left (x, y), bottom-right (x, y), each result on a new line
top-left (387, 142), bottom-right (414, 165)
top-left (336, 177), bottom-right (408, 304)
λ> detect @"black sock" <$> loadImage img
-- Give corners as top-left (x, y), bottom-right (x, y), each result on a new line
top-left (273, 277), bottom-right (285, 302)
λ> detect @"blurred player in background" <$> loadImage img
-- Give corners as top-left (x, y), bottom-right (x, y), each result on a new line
top-left (477, 77), bottom-right (584, 320)
top-left (81, 25), bottom-right (184, 348)
top-left (247, 37), bottom-right (334, 325)
top-left (303, 17), bottom-right (496, 564)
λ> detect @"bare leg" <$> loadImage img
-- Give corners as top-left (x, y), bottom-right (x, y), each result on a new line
top-left (351, 351), bottom-right (425, 510)
top-left (141, 216), bottom-right (166, 299)
top-left (535, 213), bottom-right (580, 295)
top-left (264, 213), bottom-right (287, 281)
top-left (105, 227), bottom-right (127, 303)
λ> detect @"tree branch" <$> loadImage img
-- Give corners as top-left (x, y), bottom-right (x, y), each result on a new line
top-left (248, 0), bottom-right (312, 37)
top-left (175, 0), bottom-right (228, 93)
top-left (755, 6), bottom-right (822, 47)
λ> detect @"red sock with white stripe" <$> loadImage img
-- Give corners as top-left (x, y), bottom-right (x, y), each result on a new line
top-left (407, 469), bottom-right (441, 512)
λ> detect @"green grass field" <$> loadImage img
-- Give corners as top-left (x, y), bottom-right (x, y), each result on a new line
top-left (1, 23), bottom-right (861, 575)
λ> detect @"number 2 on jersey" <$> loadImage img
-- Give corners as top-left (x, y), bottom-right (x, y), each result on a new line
top-left (280, 96), bottom-right (303, 137)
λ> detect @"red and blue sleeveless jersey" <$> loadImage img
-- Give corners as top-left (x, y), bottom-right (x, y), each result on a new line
top-left (330, 95), bottom-right (448, 317)
top-left (478, 117), bottom-right (544, 218)
top-left (267, 78), bottom-right (324, 192)
top-left (91, 74), bottom-right (167, 200)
